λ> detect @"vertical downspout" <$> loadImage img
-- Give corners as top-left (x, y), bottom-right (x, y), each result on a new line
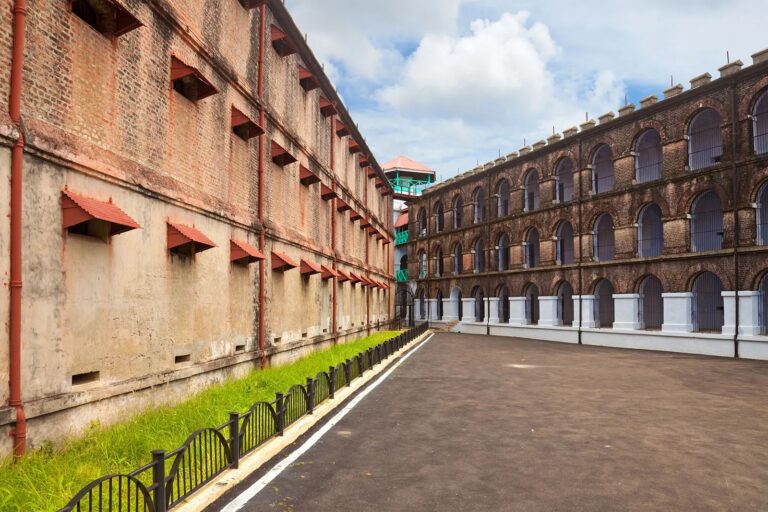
top-left (577, 138), bottom-right (584, 345)
top-left (9, 0), bottom-right (28, 457)
top-left (257, 2), bottom-right (267, 368)
top-left (330, 119), bottom-right (337, 342)
top-left (365, 169), bottom-right (370, 335)
top-left (730, 82), bottom-right (740, 358)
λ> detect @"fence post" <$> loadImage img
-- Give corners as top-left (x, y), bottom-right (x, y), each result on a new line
top-left (276, 393), bottom-right (285, 436)
top-left (306, 377), bottom-right (314, 414)
top-left (329, 366), bottom-right (336, 399)
top-left (152, 450), bottom-right (167, 512)
top-left (229, 412), bottom-right (240, 469)
top-left (345, 359), bottom-right (352, 387)
top-left (357, 354), bottom-right (364, 376)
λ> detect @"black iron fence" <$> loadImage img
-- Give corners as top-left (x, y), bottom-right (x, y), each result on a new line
top-left (57, 323), bottom-right (429, 512)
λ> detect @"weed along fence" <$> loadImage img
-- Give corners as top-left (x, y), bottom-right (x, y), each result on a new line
top-left (57, 323), bottom-right (429, 512)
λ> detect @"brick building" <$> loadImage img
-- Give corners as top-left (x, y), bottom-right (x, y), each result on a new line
top-left (0, 0), bottom-right (394, 458)
top-left (409, 51), bottom-right (768, 360)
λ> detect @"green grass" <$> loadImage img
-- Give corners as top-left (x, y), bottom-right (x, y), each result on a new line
top-left (0, 331), bottom-right (401, 512)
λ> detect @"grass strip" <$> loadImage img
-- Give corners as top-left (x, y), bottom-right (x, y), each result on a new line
top-left (0, 330), bottom-right (401, 512)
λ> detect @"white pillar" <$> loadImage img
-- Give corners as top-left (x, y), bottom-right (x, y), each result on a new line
top-left (488, 297), bottom-right (500, 324)
top-left (427, 299), bottom-right (439, 321)
top-left (722, 291), bottom-right (763, 336)
top-left (461, 298), bottom-right (476, 323)
top-left (509, 297), bottom-right (528, 326)
top-left (573, 295), bottom-right (597, 328)
top-left (414, 299), bottom-right (423, 321)
top-left (538, 296), bottom-right (560, 326)
top-left (661, 292), bottom-right (694, 333)
top-left (613, 294), bottom-right (641, 330)
top-left (442, 298), bottom-right (459, 321)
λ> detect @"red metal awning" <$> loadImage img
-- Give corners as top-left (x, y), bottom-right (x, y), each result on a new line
top-left (359, 155), bottom-right (370, 167)
top-left (366, 167), bottom-right (377, 178)
top-left (321, 265), bottom-right (339, 280)
top-left (360, 276), bottom-right (374, 288)
top-left (231, 239), bottom-right (264, 264)
top-left (335, 119), bottom-right (350, 137)
top-left (336, 269), bottom-right (351, 282)
top-left (320, 183), bottom-right (337, 201)
top-left (170, 57), bottom-right (218, 101)
top-left (381, 188), bottom-right (393, 196)
top-left (62, 189), bottom-right (142, 237)
top-left (110, 0), bottom-right (143, 36)
top-left (383, 239), bottom-right (391, 246)
top-left (232, 106), bottom-right (264, 140)
top-left (360, 219), bottom-right (371, 228)
top-left (300, 258), bottom-right (322, 276)
top-left (336, 199), bottom-right (351, 212)
top-left (271, 141), bottom-right (297, 167)
top-left (271, 24), bottom-right (297, 57)
top-left (348, 139), bottom-right (361, 154)
top-left (367, 226), bottom-right (378, 236)
top-left (394, 212), bottom-right (408, 229)
top-left (300, 165), bottom-right (321, 186)
top-left (239, 0), bottom-right (266, 9)
top-left (319, 97), bottom-right (337, 117)
top-left (298, 66), bottom-right (320, 92)
top-left (349, 273), bottom-right (362, 284)
top-left (375, 177), bottom-right (384, 188)
top-left (167, 221), bottom-right (217, 254)
top-left (350, 210), bottom-right (362, 222)
top-left (272, 251), bottom-right (298, 271)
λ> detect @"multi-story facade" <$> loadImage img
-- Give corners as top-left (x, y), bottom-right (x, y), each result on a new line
top-left (410, 51), bottom-right (768, 360)
top-left (0, 0), bottom-right (393, 457)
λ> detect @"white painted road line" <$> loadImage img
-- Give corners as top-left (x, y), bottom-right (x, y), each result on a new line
top-left (219, 333), bottom-right (434, 512)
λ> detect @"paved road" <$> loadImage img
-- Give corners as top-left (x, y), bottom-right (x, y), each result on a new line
top-left (209, 333), bottom-right (768, 512)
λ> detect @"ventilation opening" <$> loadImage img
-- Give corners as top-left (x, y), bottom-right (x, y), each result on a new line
top-left (301, 332), bottom-right (308, 338)
top-left (67, 218), bottom-right (112, 241)
top-left (233, 123), bottom-right (252, 141)
top-left (175, 354), bottom-right (191, 364)
top-left (173, 75), bottom-right (202, 102)
top-left (273, 337), bottom-right (282, 344)
top-left (71, 0), bottom-right (140, 37)
top-left (235, 344), bottom-right (246, 352)
top-left (72, 371), bottom-right (100, 386)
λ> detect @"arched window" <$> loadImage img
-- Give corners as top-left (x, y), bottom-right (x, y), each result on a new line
top-left (525, 228), bottom-right (540, 268)
top-left (636, 129), bottom-right (662, 182)
top-left (638, 203), bottom-right (663, 257)
top-left (473, 287), bottom-right (485, 322)
top-left (434, 202), bottom-right (444, 233)
top-left (594, 279), bottom-right (615, 328)
top-left (473, 188), bottom-right (486, 224)
top-left (496, 179), bottom-right (510, 217)
top-left (593, 214), bottom-right (615, 261)
top-left (453, 243), bottom-right (463, 275)
top-left (760, 274), bottom-right (768, 335)
top-left (639, 276), bottom-right (663, 330)
top-left (434, 246), bottom-right (444, 277)
top-left (692, 272), bottom-right (724, 332)
top-left (691, 191), bottom-right (723, 252)
top-left (557, 281), bottom-right (574, 326)
top-left (689, 108), bottom-right (723, 170)
top-left (435, 290), bottom-right (444, 321)
top-left (497, 233), bottom-right (510, 271)
top-left (592, 145), bottom-right (614, 193)
top-left (473, 238), bottom-right (485, 273)
top-left (524, 169), bottom-right (540, 211)
top-left (757, 183), bottom-right (768, 245)
top-left (524, 283), bottom-right (539, 325)
top-left (418, 208), bottom-right (427, 237)
top-left (497, 285), bottom-right (510, 323)
top-left (453, 195), bottom-right (464, 229)
top-left (555, 158), bottom-right (574, 203)
top-left (417, 250), bottom-right (428, 279)
top-left (556, 221), bottom-right (574, 264)
top-left (755, 90), bottom-right (768, 155)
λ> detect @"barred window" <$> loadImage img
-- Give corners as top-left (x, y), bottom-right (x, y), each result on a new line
top-left (497, 233), bottom-right (510, 271)
top-left (434, 246), bottom-right (444, 276)
top-left (453, 243), bottom-right (463, 274)
top-left (524, 283), bottom-right (540, 325)
top-left (524, 170), bottom-right (540, 211)
top-left (639, 275), bottom-right (663, 330)
top-left (418, 250), bottom-right (427, 279)
top-left (638, 203), bottom-right (663, 257)
top-left (473, 188), bottom-right (487, 224)
top-left (635, 129), bottom-right (662, 183)
top-left (496, 179), bottom-right (510, 217)
top-left (497, 285), bottom-right (510, 323)
top-left (473, 238), bottom-right (485, 273)
top-left (418, 209), bottom-right (427, 237)
top-left (692, 272), bottom-right (724, 332)
top-left (593, 214), bottom-right (615, 261)
top-left (453, 195), bottom-right (464, 228)
top-left (594, 279), bottom-right (615, 328)
top-left (435, 290), bottom-right (444, 321)
top-left (556, 221), bottom-right (574, 264)
top-left (555, 158), bottom-right (574, 203)
top-left (757, 183), bottom-right (768, 245)
top-left (434, 202), bottom-right (444, 233)
top-left (557, 281), bottom-right (574, 326)
top-left (592, 145), bottom-right (614, 194)
top-left (691, 191), bottom-right (723, 252)
top-left (688, 109), bottom-right (723, 170)
top-left (525, 228), bottom-right (540, 268)
top-left (753, 90), bottom-right (768, 155)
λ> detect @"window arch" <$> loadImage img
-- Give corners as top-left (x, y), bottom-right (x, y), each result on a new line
top-left (555, 158), bottom-right (574, 203)
top-left (691, 191), bottom-right (723, 252)
top-left (453, 243), bottom-right (463, 275)
top-left (556, 221), bottom-right (574, 264)
top-left (417, 208), bottom-right (428, 237)
top-left (638, 203), bottom-right (663, 257)
top-left (434, 246), bottom-right (444, 276)
top-left (692, 272), bottom-right (724, 332)
top-left (592, 145), bottom-right (614, 193)
top-left (524, 283), bottom-right (539, 325)
top-left (556, 281), bottom-right (574, 326)
top-left (473, 187), bottom-right (487, 224)
top-left (453, 195), bottom-right (464, 229)
top-left (524, 169), bottom-right (540, 211)
top-left (433, 201), bottom-right (444, 233)
top-left (757, 183), bottom-right (768, 245)
top-left (635, 129), bottom-right (662, 182)
top-left (473, 286), bottom-right (485, 322)
top-left (594, 279), bottom-right (615, 328)
top-left (497, 285), bottom-right (510, 323)
top-left (496, 179), bottom-right (510, 217)
top-left (497, 233), bottom-right (510, 271)
top-left (417, 250), bottom-right (427, 279)
top-left (639, 275), bottom-right (663, 330)
top-left (593, 214), bottom-right (615, 261)
top-left (525, 228), bottom-right (540, 268)
top-left (688, 108), bottom-right (723, 170)
top-left (473, 238), bottom-right (485, 273)
top-left (755, 90), bottom-right (768, 155)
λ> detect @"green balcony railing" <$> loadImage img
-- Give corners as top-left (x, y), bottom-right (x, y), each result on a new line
top-left (389, 176), bottom-right (433, 197)
top-left (396, 269), bottom-right (409, 283)
top-left (395, 230), bottom-right (409, 246)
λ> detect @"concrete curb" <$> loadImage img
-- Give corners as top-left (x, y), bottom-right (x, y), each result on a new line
top-left (174, 330), bottom-right (434, 512)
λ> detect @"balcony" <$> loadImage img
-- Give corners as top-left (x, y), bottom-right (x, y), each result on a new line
top-left (396, 269), bottom-right (409, 283)
top-left (395, 230), bottom-right (409, 246)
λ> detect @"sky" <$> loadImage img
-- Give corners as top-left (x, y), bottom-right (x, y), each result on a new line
top-left (284, 0), bottom-right (767, 180)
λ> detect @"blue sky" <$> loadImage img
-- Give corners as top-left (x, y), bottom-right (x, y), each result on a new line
top-left (285, 0), bottom-right (766, 179)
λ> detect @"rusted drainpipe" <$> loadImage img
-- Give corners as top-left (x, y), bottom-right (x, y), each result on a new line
top-left (257, 2), bottom-right (267, 368)
top-left (330, 120), bottom-right (337, 343)
top-left (8, 0), bottom-right (28, 457)
top-left (365, 172), bottom-right (371, 335)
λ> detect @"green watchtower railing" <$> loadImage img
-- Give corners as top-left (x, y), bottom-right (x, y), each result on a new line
top-left (389, 173), bottom-right (434, 197)
top-left (395, 230), bottom-right (409, 246)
